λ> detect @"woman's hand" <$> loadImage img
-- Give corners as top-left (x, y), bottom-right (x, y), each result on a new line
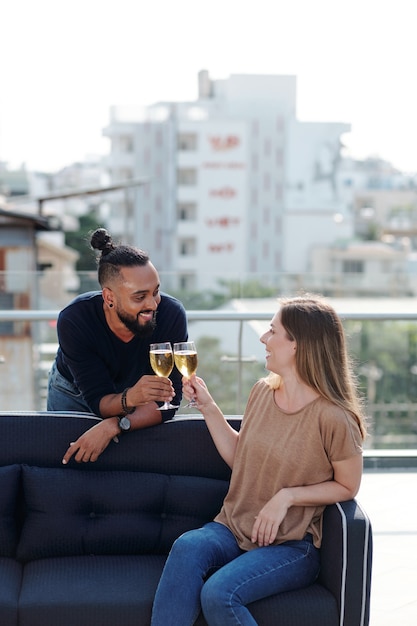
top-left (183, 375), bottom-right (239, 468)
top-left (182, 375), bottom-right (214, 410)
top-left (251, 455), bottom-right (363, 546)
top-left (251, 490), bottom-right (291, 547)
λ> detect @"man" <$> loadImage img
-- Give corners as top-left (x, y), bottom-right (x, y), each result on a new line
top-left (47, 228), bottom-right (188, 464)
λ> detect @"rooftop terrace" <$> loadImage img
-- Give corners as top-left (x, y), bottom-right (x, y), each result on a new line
top-left (358, 469), bottom-right (417, 625)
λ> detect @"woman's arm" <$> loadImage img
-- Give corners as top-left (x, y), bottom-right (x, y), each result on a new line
top-left (183, 375), bottom-right (239, 468)
top-left (251, 454), bottom-right (363, 546)
top-left (284, 454), bottom-right (363, 506)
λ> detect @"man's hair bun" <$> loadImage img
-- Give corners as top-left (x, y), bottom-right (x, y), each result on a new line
top-left (90, 228), bottom-right (116, 256)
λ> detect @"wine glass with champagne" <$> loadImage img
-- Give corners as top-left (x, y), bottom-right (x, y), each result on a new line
top-left (149, 342), bottom-right (179, 410)
top-left (173, 341), bottom-right (198, 407)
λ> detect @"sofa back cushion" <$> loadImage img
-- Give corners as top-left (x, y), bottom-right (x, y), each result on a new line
top-left (0, 464), bottom-right (20, 557)
top-left (0, 414), bottom-right (238, 481)
top-left (17, 465), bottom-right (228, 562)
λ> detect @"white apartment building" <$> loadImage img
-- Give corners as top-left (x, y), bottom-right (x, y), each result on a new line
top-left (103, 71), bottom-right (354, 292)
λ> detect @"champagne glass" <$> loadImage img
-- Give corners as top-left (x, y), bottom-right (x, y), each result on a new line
top-left (173, 341), bottom-right (198, 407)
top-left (149, 342), bottom-right (179, 410)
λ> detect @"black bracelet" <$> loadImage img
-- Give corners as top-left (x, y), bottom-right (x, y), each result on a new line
top-left (121, 387), bottom-right (135, 415)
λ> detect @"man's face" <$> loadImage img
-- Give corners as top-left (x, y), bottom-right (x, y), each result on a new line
top-left (111, 263), bottom-right (161, 337)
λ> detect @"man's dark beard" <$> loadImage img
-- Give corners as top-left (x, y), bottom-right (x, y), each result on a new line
top-left (116, 308), bottom-right (157, 337)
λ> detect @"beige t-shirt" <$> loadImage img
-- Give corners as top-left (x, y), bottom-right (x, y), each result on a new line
top-left (215, 379), bottom-right (363, 550)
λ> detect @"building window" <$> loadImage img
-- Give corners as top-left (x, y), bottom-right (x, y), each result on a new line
top-left (0, 293), bottom-right (13, 335)
top-left (118, 168), bottom-right (133, 181)
top-left (177, 169), bottom-right (197, 186)
top-left (178, 203), bottom-right (197, 221)
top-left (275, 184), bottom-right (283, 201)
top-left (119, 135), bottom-right (134, 152)
top-left (155, 129), bottom-right (163, 148)
top-left (125, 198), bottom-right (134, 219)
top-left (179, 273), bottom-right (196, 290)
top-left (343, 260), bottom-right (364, 273)
top-left (178, 133), bottom-right (198, 151)
top-left (275, 216), bottom-right (282, 235)
top-left (179, 238), bottom-right (196, 256)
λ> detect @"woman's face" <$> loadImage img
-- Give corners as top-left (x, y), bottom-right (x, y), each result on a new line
top-left (260, 311), bottom-right (296, 374)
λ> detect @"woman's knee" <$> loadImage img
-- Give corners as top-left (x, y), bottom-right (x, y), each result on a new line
top-left (169, 528), bottom-right (207, 561)
top-left (201, 572), bottom-right (228, 613)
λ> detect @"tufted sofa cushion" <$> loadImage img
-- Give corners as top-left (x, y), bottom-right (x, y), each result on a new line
top-left (0, 465), bottom-right (21, 558)
top-left (17, 465), bottom-right (228, 562)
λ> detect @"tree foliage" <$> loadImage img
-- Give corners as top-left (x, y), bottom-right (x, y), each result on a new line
top-left (64, 214), bottom-right (103, 292)
top-left (345, 319), bottom-right (417, 403)
top-left (64, 214), bottom-right (102, 272)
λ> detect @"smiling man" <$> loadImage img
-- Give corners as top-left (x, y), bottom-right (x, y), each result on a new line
top-left (47, 228), bottom-right (188, 464)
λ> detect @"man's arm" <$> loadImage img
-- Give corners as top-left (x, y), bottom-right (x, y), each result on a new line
top-left (98, 375), bottom-right (175, 418)
top-left (62, 369), bottom-right (178, 464)
top-left (62, 401), bottom-right (164, 464)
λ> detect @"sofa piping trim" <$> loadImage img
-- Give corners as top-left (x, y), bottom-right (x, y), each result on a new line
top-left (335, 501), bottom-right (370, 626)
top-left (335, 502), bottom-right (348, 626)
top-left (358, 501), bottom-right (371, 626)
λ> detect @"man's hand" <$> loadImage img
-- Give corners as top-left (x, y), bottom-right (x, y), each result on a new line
top-left (130, 375), bottom-right (175, 406)
top-left (99, 376), bottom-right (176, 420)
top-left (62, 418), bottom-right (120, 465)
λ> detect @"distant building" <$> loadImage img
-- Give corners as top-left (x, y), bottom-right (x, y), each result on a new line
top-left (103, 71), bottom-right (354, 293)
top-left (1, 158), bottom-right (109, 231)
top-left (0, 162), bottom-right (30, 197)
top-left (310, 239), bottom-right (412, 297)
top-left (36, 234), bottom-right (80, 308)
top-left (0, 204), bottom-right (79, 410)
top-left (0, 207), bottom-right (51, 410)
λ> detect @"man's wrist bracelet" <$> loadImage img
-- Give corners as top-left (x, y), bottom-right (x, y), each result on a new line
top-left (121, 387), bottom-right (135, 415)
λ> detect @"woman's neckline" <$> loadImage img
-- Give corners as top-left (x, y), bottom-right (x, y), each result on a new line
top-left (272, 388), bottom-right (321, 415)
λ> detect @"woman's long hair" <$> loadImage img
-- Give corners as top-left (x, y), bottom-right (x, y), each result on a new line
top-left (266, 295), bottom-right (367, 439)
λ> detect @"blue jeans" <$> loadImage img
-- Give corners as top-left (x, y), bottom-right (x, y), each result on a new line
top-left (47, 360), bottom-right (92, 412)
top-left (151, 521), bottom-right (320, 626)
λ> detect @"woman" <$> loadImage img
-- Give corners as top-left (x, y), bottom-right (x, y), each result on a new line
top-left (151, 295), bottom-right (366, 626)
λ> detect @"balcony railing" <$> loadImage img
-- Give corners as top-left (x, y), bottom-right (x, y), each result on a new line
top-left (1, 307), bottom-right (417, 457)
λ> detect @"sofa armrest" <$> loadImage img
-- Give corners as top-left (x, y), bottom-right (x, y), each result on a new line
top-left (319, 499), bottom-right (372, 626)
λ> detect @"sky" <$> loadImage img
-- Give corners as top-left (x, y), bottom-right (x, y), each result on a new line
top-left (1, 0), bottom-right (416, 174)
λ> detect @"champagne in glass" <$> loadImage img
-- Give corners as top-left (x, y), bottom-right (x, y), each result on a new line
top-left (149, 342), bottom-right (179, 410)
top-left (173, 341), bottom-right (198, 407)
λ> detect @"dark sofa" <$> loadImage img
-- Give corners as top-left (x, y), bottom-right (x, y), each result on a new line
top-left (0, 411), bottom-right (372, 626)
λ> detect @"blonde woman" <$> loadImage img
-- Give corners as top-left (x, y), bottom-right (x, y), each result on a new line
top-left (151, 295), bottom-right (366, 626)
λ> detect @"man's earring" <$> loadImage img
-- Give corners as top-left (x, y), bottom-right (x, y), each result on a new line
top-left (109, 303), bottom-right (113, 308)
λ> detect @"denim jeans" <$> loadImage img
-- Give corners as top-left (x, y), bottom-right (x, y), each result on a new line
top-left (151, 521), bottom-right (320, 626)
top-left (47, 360), bottom-right (92, 413)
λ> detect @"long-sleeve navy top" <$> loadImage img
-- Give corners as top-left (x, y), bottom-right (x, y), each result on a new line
top-left (55, 291), bottom-right (188, 418)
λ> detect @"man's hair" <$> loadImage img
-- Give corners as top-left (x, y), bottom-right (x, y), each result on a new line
top-left (90, 228), bottom-right (149, 286)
